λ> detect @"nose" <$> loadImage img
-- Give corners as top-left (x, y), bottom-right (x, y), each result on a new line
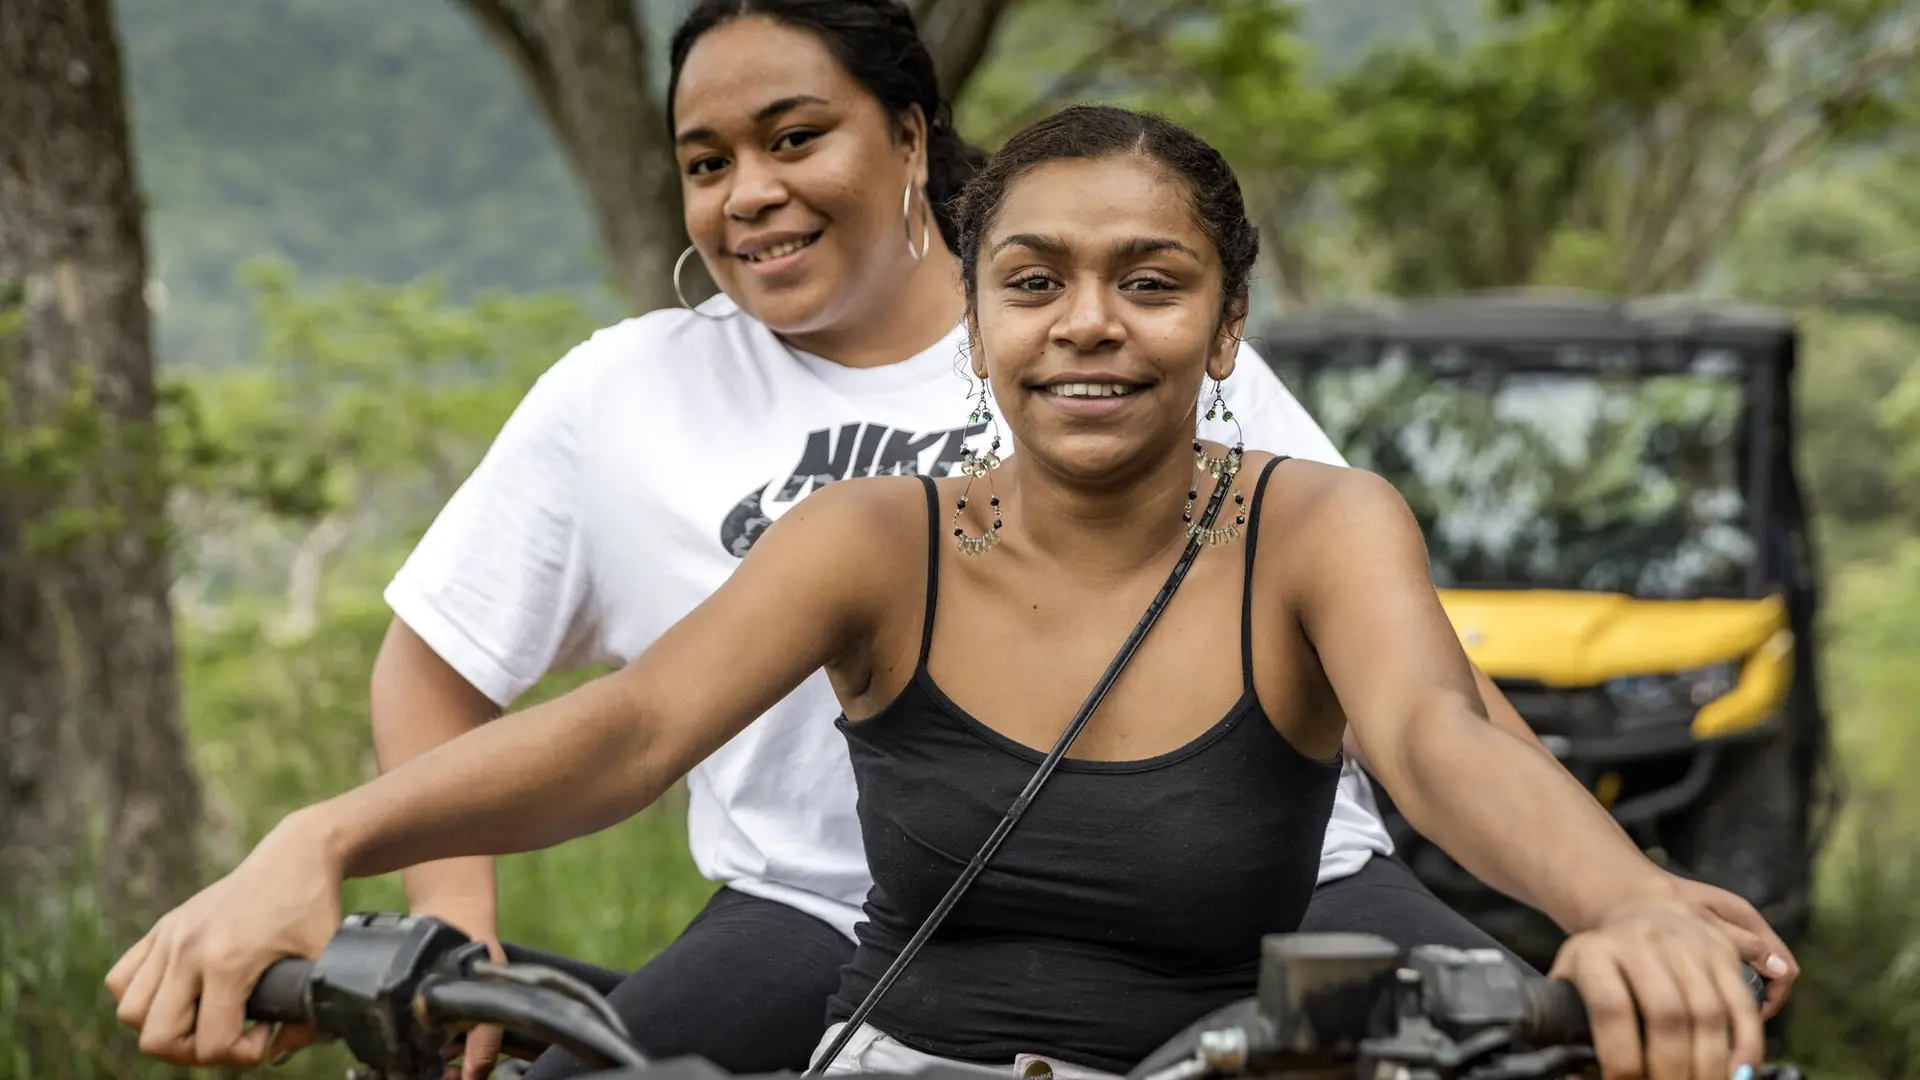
top-left (1050, 279), bottom-right (1125, 353)
top-left (723, 151), bottom-right (788, 221)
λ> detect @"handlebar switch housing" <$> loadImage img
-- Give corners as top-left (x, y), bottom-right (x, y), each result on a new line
top-left (1404, 945), bottom-right (1531, 1039)
top-left (310, 913), bottom-right (488, 1079)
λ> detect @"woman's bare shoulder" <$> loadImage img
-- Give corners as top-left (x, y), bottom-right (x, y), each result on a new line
top-left (745, 473), bottom-right (938, 574)
top-left (1251, 456), bottom-right (1424, 561)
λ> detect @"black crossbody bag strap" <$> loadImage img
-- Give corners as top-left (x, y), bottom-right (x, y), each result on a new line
top-left (806, 468), bottom-right (1238, 1076)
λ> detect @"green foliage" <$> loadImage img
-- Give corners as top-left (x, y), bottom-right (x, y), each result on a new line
top-left (0, 271), bottom-right (681, 1080)
top-left (0, 585), bottom-right (715, 1080)
top-left (195, 261), bottom-right (600, 504)
top-left (1721, 156), bottom-right (1920, 529)
top-left (1331, 27), bottom-right (1597, 294)
top-left (1785, 311), bottom-right (1920, 528)
top-left (1725, 156), bottom-right (1920, 322)
top-left (1781, 539), bottom-right (1920, 1078)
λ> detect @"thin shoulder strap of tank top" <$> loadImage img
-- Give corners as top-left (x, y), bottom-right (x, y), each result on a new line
top-left (1241, 456), bottom-right (1289, 685)
top-left (915, 474), bottom-right (941, 670)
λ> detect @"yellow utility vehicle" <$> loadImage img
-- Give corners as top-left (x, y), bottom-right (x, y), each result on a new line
top-left (1260, 294), bottom-right (1837, 964)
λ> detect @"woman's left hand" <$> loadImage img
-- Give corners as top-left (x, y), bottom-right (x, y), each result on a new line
top-left (1550, 898), bottom-right (1765, 1080)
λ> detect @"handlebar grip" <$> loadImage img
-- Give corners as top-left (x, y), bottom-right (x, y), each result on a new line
top-left (1525, 965), bottom-right (1769, 1047)
top-left (1525, 978), bottom-right (1591, 1046)
top-left (245, 958), bottom-right (316, 1025)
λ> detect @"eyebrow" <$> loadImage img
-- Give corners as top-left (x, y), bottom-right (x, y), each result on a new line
top-left (990, 233), bottom-right (1203, 261)
top-left (675, 94), bottom-right (831, 147)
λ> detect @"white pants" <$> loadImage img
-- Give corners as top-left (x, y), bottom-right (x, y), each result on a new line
top-left (812, 1022), bottom-right (1125, 1080)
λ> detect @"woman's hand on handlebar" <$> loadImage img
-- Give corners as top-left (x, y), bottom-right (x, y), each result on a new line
top-left (1550, 894), bottom-right (1765, 1080)
top-left (1668, 876), bottom-right (1798, 1020)
top-left (439, 939), bottom-right (508, 1080)
top-left (104, 810), bottom-right (341, 1068)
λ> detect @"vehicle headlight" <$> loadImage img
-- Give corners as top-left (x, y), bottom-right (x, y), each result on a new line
top-left (1604, 662), bottom-right (1741, 715)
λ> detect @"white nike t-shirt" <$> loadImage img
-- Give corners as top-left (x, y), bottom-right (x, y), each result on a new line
top-left (385, 293), bottom-right (1394, 940)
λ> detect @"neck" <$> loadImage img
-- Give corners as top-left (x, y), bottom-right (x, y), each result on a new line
top-left (998, 443), bottom-right (1211, 577)
top-left (782, 243), bottom-right (965, 369)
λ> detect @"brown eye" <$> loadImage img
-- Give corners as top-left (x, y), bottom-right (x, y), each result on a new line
top-left (686, 155), bottom-right (726, 177)
top-left (773, 130), bottom-right (821, 152)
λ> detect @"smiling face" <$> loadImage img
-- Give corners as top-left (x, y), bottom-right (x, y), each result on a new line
top-left (671, 16), bottom-right (927, 335)
top-left (969, 154), bottom-right (1244, 484)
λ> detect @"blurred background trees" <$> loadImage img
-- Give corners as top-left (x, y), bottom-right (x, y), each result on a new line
top-left (5, 1), bottom-right (1920, 1077)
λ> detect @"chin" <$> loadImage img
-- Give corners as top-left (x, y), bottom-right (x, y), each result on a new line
top-left (1032, 434), bottom-right (1158, 485)
top-left (731, 281), bottom-right (844, 336)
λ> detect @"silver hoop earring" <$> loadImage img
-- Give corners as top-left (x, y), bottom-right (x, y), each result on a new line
top-left (902, 182), bottom-right (930, 262)
top-left (674, 245), bottom-right (726, 318)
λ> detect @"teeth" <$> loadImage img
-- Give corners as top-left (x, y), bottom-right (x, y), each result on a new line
top-left (1047, 382), bottom-right (1138, 398)
top-left (745, 236), bottom-right (815, 262)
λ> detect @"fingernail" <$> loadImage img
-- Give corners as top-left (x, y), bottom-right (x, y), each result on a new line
top-left (1733, 1064), bottom-right (1754, 1080)
top-left (1762, 954), bottom-right (1789, 977)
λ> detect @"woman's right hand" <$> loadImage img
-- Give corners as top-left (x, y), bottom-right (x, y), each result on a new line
top-left (1550, 895), bottom-right (1765, 1080)
top-left (105, 809), bottom-right (344, 1069)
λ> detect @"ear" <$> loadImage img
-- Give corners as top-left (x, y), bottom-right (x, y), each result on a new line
top-left (898, 104), bottom-right (931, 189)
top-left (1207, 295), bottom-right (1249, 382)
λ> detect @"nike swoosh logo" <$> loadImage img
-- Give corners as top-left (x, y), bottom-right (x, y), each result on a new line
top-left (719, 482), bottom-right (774, 558)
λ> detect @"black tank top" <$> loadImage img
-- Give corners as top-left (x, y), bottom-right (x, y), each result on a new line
top-left (826, 458), bottom-right (1343, 1073)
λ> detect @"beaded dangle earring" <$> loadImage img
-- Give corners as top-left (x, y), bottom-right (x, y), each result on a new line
top-left (953, 376), bottom-right (1004, 556)
top-left (1185, 379), bottom-right (1247, 545)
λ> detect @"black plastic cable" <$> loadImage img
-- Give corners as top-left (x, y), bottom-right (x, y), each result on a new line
top-left (805, 468), bottom-right (1237, 1076)
top-left (419, 981), bottom-right (649, 1071)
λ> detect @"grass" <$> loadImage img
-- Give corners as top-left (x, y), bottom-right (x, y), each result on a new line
top-left (5, 539), bottom-right (1920, 1079)
top-left (1771, 537), bottom-right (1920, 1079)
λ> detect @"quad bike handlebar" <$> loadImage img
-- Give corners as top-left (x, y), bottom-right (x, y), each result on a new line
top-left (241, 914), bottom-right (1796, 1080)
top-left (243, 913), bottom-right (646, 1077)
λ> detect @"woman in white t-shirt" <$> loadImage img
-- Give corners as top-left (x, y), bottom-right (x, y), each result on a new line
top-left (351, 2), bottom-right (1787, 1076)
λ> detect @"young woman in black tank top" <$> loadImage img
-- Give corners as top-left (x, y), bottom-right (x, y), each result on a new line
top-left (110, 106), bottom-right (1762, 1080)
top-left (827, 458), bottom-right (1338, 1072)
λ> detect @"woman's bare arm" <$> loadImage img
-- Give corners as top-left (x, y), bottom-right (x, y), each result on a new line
top-left (105, 478), bottom-right (915, 1068)
top-left (1292, 468), bottom-right (1677, 932)
top-left (1342, 665), bottom-right (1546, 767)
top-left (1290, 466), bottom-right (1764, 1080)
top-left (369, 621), bottom-right (504, 939)
top-left (315, 479), bottom-right (903, 879)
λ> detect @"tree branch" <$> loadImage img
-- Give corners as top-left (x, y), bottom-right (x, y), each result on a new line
top-left (911, 0), bottom-right (1021, 102)
top-left (983, 0), bottom-right (1191, 146)
top-left (274, 513), bottom-right (349, 643)
top-left (1655, 16), bottom-right (1920, 289)
top-left (452, 0), bottom-right (561, 129)
top-left (1780, 244), bottom-right (1920, 307)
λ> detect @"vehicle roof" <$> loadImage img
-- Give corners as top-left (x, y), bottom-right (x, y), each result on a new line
top-left (1254, 291), bottom-right (1796, 358)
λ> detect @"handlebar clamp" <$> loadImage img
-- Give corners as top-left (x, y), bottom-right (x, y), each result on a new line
top-left (308, 913), bottom-right (487, 1079)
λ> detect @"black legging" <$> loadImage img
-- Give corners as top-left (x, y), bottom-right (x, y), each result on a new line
top-left (521, 856), bottom-right (1530, 1078)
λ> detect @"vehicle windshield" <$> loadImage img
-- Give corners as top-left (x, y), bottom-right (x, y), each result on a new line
top-left (1292, 346), bottom-right (1756, 599)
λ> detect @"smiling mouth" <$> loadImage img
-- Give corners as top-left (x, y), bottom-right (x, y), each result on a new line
top-left (740, 232), bottom-right (822, 263)
top-left (1040, 382), bottom-right (1148, 399)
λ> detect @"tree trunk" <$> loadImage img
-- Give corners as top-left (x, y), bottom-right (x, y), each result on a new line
top-left (537, 0), bottom-right (685, 314)
top-left (0, 0), bottom-right (203, 919)
top-left (457, 0), bottom-right (692, 314)
top-left (910, 0), bottom-right (1021, 102)
top-left (458, 0), bottom-right (1020, 315)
